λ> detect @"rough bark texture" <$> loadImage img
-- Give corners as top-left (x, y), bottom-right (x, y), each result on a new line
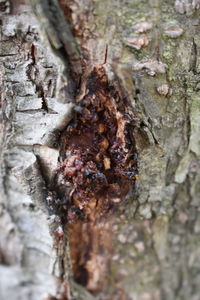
top-left (1, 0), bottom-right (200, 300)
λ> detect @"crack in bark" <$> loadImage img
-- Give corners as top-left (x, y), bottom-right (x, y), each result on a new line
top-left (35, 1), bottom-right (140, 294)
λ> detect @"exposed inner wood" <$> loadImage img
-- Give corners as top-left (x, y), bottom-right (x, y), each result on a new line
top-left (53, 66), bottom-right (137, 292)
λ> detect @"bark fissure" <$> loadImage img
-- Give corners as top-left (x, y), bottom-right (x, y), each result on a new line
top-left (31, 1), bottom-right (141, 295)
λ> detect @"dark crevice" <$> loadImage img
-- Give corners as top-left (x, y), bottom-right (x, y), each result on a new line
top-left (189, 38), bottom-right (197, 74)
top-left (0, 54), bottom-right (17, 57)
top-left (142, 119), bottom-right (159, 145)
top-left (40, 87), bottom-right (49, 112)
top-left (39, 0), bottom-right (82, 88)
top-left (16, 109), bottom-right (57, 114)
top-left (26, 41), bottom-right (49, 113)
top-left (30, 43), bottom-right (36, 65)
top-left (135, 88), bottom-right (140, 95)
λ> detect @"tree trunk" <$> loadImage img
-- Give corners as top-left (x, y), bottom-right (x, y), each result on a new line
top-left (1, 0), bottom-right (200, 299)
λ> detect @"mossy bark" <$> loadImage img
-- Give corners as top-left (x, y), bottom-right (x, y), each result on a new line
top-left (1, 0), bottom-right (200, 299)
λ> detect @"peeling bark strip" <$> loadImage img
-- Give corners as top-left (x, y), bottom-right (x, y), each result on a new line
top-left (53, 66), bottom-right (137, 291)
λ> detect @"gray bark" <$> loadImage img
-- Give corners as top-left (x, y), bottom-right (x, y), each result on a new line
top-left (1, 0), bottom-right (200, 300)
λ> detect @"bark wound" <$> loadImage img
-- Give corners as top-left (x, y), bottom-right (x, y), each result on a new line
top-left (54, 66), bottom-right (138, 292)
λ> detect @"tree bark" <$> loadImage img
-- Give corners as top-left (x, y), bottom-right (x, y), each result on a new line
top-left (1, 0), bottom-right (200, 299)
